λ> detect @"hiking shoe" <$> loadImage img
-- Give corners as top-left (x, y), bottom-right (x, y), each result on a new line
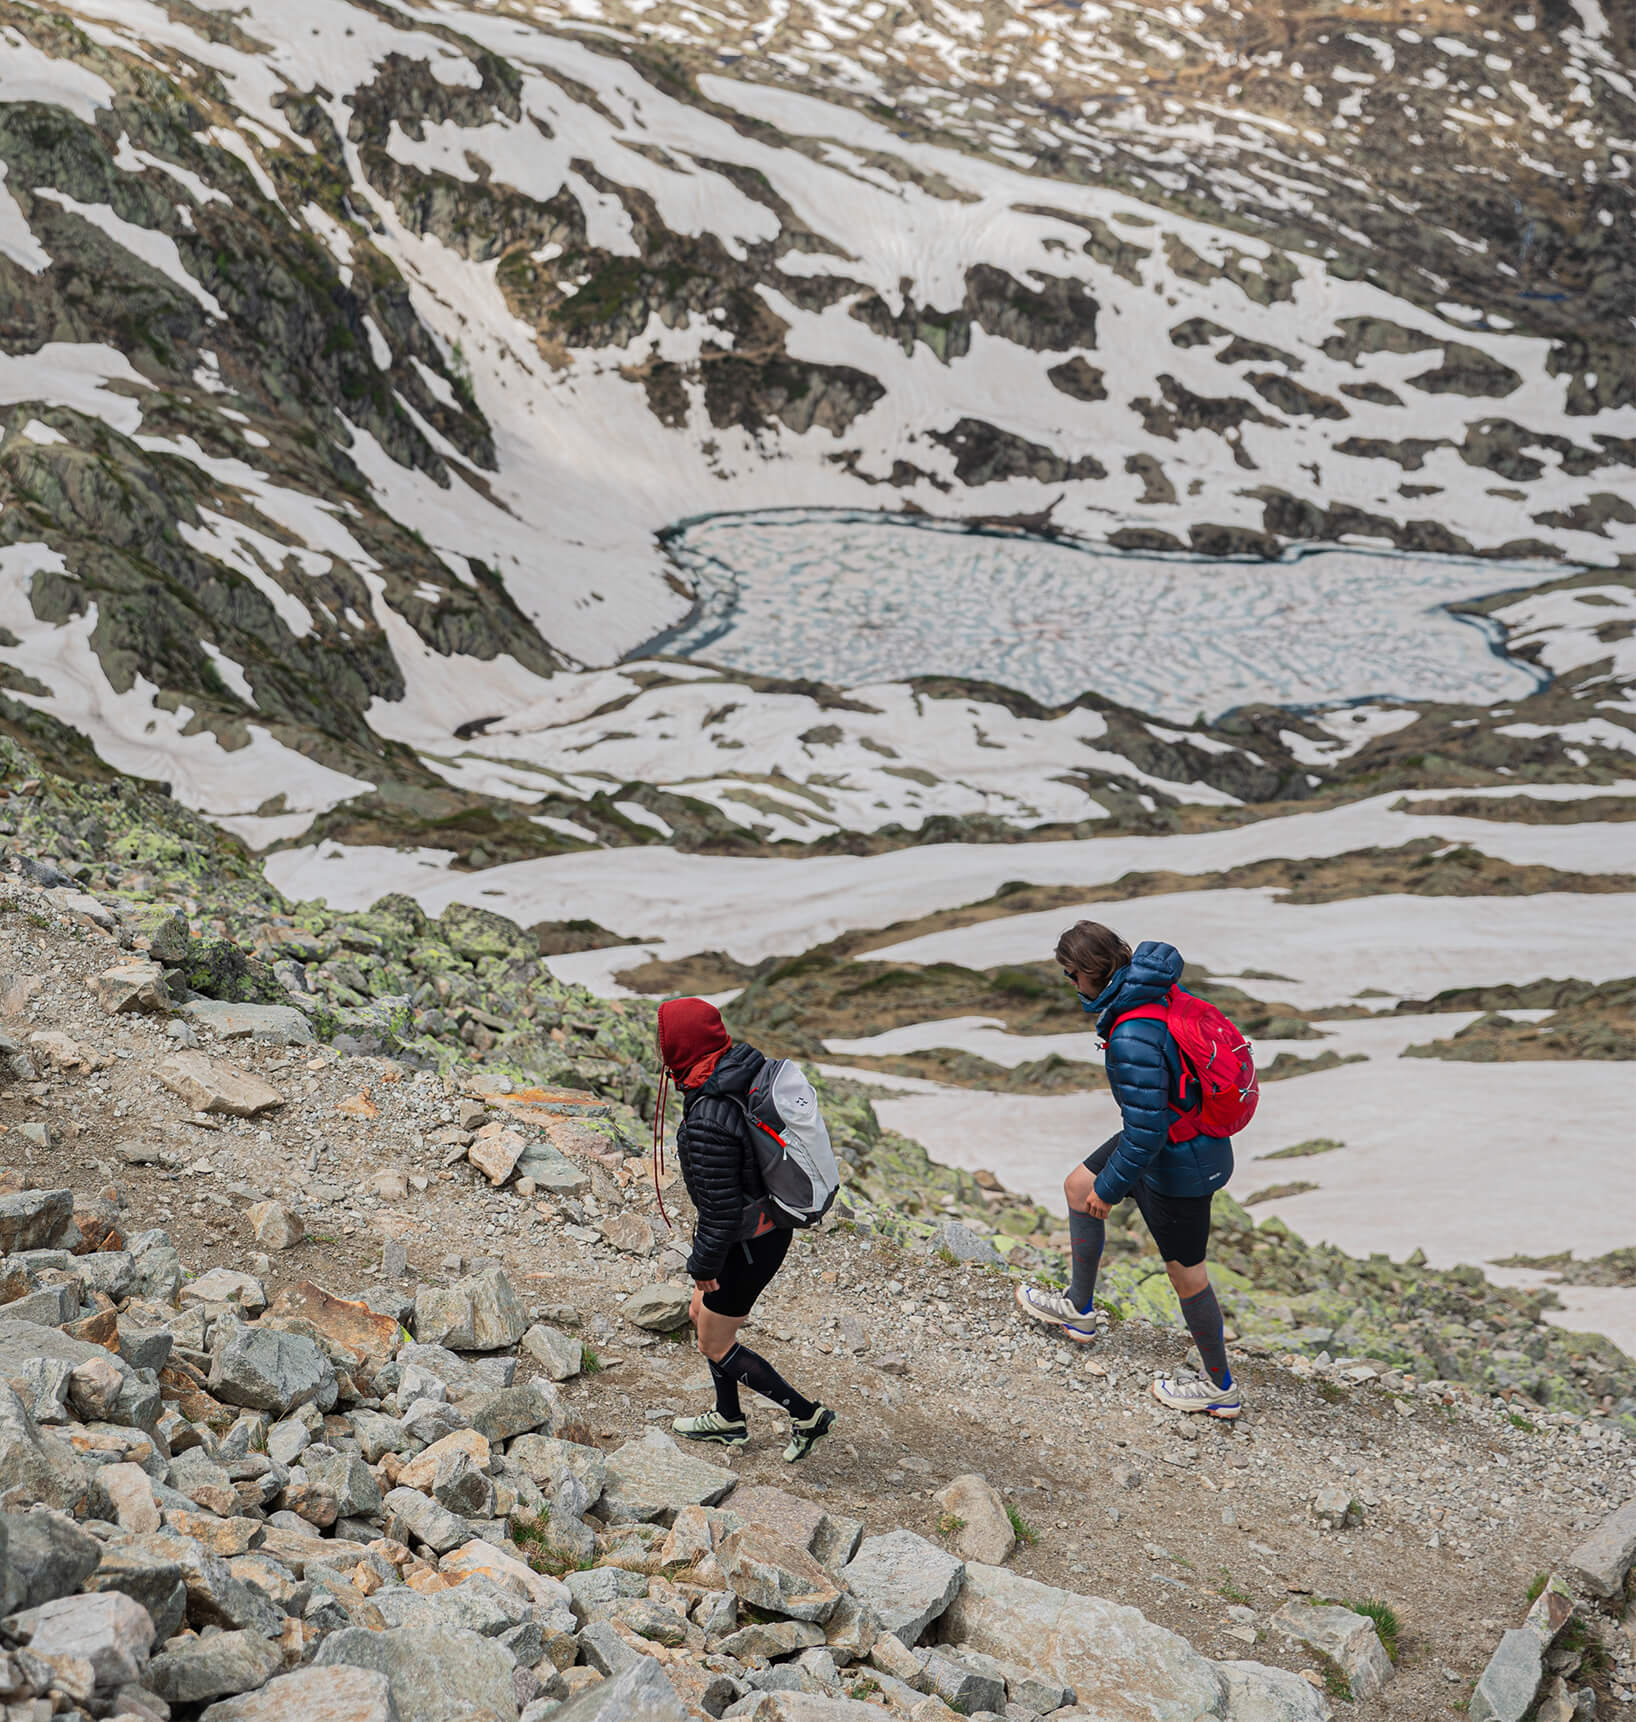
top-left (1014, 1282), bottom-right (1098, 1343)
top-left (672, 1409), bottom-right (749, 1446)
top-left (784, 1405), bottom-right (835, 1463)
top-left (1152, 1372), bottom-right (1241, 1419)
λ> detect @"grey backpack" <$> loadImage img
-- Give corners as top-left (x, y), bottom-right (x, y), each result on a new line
top-left (738, 1058), bottom-right (841, 1227)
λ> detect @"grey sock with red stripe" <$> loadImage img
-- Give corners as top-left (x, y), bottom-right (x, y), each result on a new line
top-left (1068, 1209), bottom-right (1105, 1315)
top-left (1179, 1284), bottom-right (1233, 1388)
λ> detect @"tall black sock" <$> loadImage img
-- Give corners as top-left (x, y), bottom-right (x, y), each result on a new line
top-left (1179, 1284), bottom-right (1233, 1388)
top-left (1068, 1209), bottom-right (1105, 1314)
top-left (717, 1343), bottom-right (818, 1421)
top-left (708, 1354), bottom-right (743, 1422)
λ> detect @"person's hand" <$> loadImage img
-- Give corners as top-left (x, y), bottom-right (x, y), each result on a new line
top-left (1085, 1191), bottom-right (1112, 1220)
top-left (693, 1278), bottom-right (719, 1294)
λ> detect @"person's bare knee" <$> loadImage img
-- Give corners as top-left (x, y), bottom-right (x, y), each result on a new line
top-left (1064, 1165), bottom-right (1097, 1213)
top-left (1167, 1260), bottom-right (1209, 1299)
top-left (694, 1308), bottom-right (743, 1363)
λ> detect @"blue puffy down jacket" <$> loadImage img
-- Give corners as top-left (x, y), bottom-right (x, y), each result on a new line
top-left (1087, 940), bottom-right (1235, 1206)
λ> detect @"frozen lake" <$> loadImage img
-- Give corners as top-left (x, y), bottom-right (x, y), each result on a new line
top-left (643, 509), bottom-right (1550, 719)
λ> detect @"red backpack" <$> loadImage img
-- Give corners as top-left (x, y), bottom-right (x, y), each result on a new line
top-left (1108, 987), bottom-right (1259, 1142)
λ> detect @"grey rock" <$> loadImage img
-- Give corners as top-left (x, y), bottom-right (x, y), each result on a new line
top-left (148, 1629), bottom-right (285, 1703)
top-left (316, 1625), bottom-right (521, 1722)
top-left (0, 1506), bottom-right (101, 1613)
top-left (211, 1329), bottom-right (337, 1417)
top-left (519, 1324), bottom-right (582, 1381)
top-left (397, 1343), bottom-right (514, 1397)
top-left (547, 1654), bottom-right (689, 1721)
top-left (1271, 1604), bottom-right (1393, 1702)
top-left (922, 1648), bottom-right (1006, 1716)
top-left (942, 1562), bottom-right (1225, 1721)
top-left (564, 1565), bottom-right (648, 1617)
top-left (936, 1220), bottom-right (1002, 1265)
top-left (202, 1665), bottom-right (401, 1722)
top-left (433, 1448), bottom-right (496, 1519)
top-left (716, 1619), bottom-right (827, 1660)
top-left (513, 1144), bottom-right (590, 1200)
top-left (431, 1576), bottom-right (529, 1637)
top-left (183, 1266), bottom-right (268, 1312)
top-left (159, 1530), bottom-right (285, 1636)
top-left (401, 1400), bottom-right (469, 1447)
top-left (185, 1000), bottom-right (314, 1044)
top-left (75, 1250), bottom-right (135, 1300)
top-left (413, 1288), bottom-right (475, 1352)
top-left (85, 1542), bottom-right (189, 1643)
top-left (1310, 1486), bottom-right (1361, 1531)
top-left (382, 1486), bottom-right (472, 1555)
top-left (1469, 1576), bottom-right (1574, 1722)
top-left (579, 1618), bottom-right (642, 1676)
top-left (506, 1435), bottom-right (606, 1506)
top-left (718, 1525), bottom-right (842, 1624)
top-left (1563, 1499), bottom-right (1636, 1599)
top-left (350, 1410), bottom-right (413, 1464)
top-left (0, 1189), bottom-right (73, 1254)
top-left (1218, 1660), bottom-right (1334, 1722)
top-left (622, 1285), bottom-right (692, 1333)
top-left (464, 1267), bottom-right (529, 1352)
top-left (305, 1451), bottom-right (383, 1519)
top-left (840, 1529), bottom-right (964, 1646)
top-left (7, 1284), bottom-right (79, 1328)
top-left (469, 1381), bottom-right (561, 1443)
top-left (933, 1475), bottom-right (1016, 1567)
top-left (18, 1355), bottom-right (75, 1422)
top-left (128, 1231), bottom-right (183, 1301)
top-left (6, 1589), bottom-right (154, 1687)
top-left (117, 1323), bottom-right (175, 1375)
top-left (601, 1429), bottom-right (737, 1524)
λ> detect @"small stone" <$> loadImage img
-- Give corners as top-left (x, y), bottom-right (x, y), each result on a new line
top-left (95, 960), bottom-right (170, 1015)
top-left (933, 1474), bottom-right (1016, 1566)
top-left (1564, 1500), bottom-right (1636, 1600)
top-left (210, 1327), bottom-right (336, 1417)
top-left (247, 1202), bottom-right (304, 1252)
top-left (1311, 1485), bottom-right (1361, 1530)
top-left (383, 1241), bottom-right (408, 1280)
top-left (1272, 1602), bottom-right (1395, 1701)
top-left (468, 1128), bottom-right (526, 1187)
top-left (598, 1214), bottom-right (655, 1255)
top-left (1112, 1460), bottom-right (1143, 1490)
top-left (375, 1169), bottom-right (410, 1202)
top-left (519, 1324), bottom-right (582, 1381)
top-left (67, 1355), bottom-right (125, 1422)
top-left (935, 1219), bottom-right (1001, 1264)
top-left (718, 1525), bottom-right (843, 1624)
top-left (622, 1284), bottom-right (692, 1333)
top-left (182, 1266), bottom-right (268, 1313)
top-left (156, 1052), bottom-right (284, 1117)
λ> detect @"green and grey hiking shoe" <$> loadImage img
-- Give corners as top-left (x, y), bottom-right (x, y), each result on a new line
top-left (1152, 1372), bottom-right (1242, 1419)
top-left (784, 1405), bottom-right (835, 1463)
top-left (672, 1409), bottom-right (749, 1446)
top-left (1014, 1282), bottom-right (1099, 1343)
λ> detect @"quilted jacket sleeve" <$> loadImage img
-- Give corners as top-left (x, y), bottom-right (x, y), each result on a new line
top-left (1093, 1018), bottom-right (1176, 1204)
top-left (678, 1095), bottom-right (748, 1279)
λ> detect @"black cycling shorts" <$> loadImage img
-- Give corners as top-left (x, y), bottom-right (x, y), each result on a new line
top-left (701, 1226), bottom-right (792, 1318)
top-left (1085, 1132), bottom-right (1213, 1268)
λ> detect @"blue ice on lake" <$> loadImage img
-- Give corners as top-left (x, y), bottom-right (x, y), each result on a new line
top-left (641, 509), bottom-right (1551, 722)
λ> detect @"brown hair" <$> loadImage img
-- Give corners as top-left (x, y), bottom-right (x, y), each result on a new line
top-left (1055, 921), bottom-right (1132, 996)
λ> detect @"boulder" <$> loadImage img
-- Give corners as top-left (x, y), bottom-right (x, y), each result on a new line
top-left (1564, 1499), bottom-right (1636, 1599)
top-left (921, 1647), bottom-right (1007, 1715)
top-left (601, 1430), bottom-right (738, 1524)
top-left (0, 1387), bottom-right (104, 1518)
top-left (304, 1450), bottom-right (383, 1519)
top-left (247, 1202), bottom-right (305, 1252)
top-left (68, 1355), bottom-right (124, 1422)
top-left (935, 1219), bottom-right (1001, 1265)
top-left (381, 1487), bottom-right (471, 1556)
top-left (719, 1694), bottom-right (887, 1720)
top-left (439, 1539), bottom-right (571, 1613)
top-left (0, 1189), bottom-right (73, 1254)
top-left (840, 1530), bottom-right (963, 1647)
top-left (183, 1000), bottom-right (314, 1045)
top-left (1469, 1575), bottom-right (1573, 1722)
top-left (156, 1052), bottom-right (284, 1116)
top-left (513, 1142), bottom-right (589, 1198)
top-left (433, 1447), bottom-right (496, 1519)
top-left (1218, 1660), bottom-right (1335, 1722)
top-left (148, 1628), bottom-right (285, 1703)
top-left (414, 1288), bottom-right (475, 1350)
top-left (468, 1128), bottom-right (526, 1186)
top-left (1271, 1603), bottom-right (1393, 1701)
top-left (210, 1329), bottom-right (336, 1416)
top-left (718, 1525), bottom-right (843, 1624)
top-left (716, 1619), bottom-right (826, 1660)
top-left (83, 1541), bottom-right (189, 1643)
top-left (6, 1589), bottom-right (153, 1687)
top-left (201, 1665), bottom-right (401, 1722)
top-left (399, 1430), bottom-right (491, 1494)
top-left (101, 1462), bottom-right (162, 1533)
top-left (622, 1284), bottom-right (692, 1332)
top-left (519, 1324), bottom-right (582, 1381)
top-left (934, 1474), bottom-right (1016, 1566)
top-left (547, 1652), bottom-right (688, 1720)
top-left (466, 1267), bottom-right (528, 1351)
top-left (469, 1380), bottom-right (560, 1443)
top-left (941, 1563), bottom-right (1225, 1721)
top-left (183, 1267), bottom-right (268, 1313)
top-left (269, 1282), bottom-right (403, 1365)
top-left (315, 1624), bottom-right (521, 1722)
top-left (598, 1215), bottom-right (655, 1255)
top-left (95, 960), bottom-right (170, 1014)
top-left (506, 1435), bottom-right (606, 1505)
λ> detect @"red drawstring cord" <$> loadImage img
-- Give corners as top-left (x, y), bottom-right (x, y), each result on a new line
top-left (652, 1066), bottom-right (672, 1230)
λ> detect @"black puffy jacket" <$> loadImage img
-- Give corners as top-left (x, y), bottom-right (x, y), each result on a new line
top-left (675, 1041), bottom-right (770, 1278)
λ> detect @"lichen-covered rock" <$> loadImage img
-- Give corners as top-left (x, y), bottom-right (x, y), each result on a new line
top-left (210, 1329), bottom-right (337, 1416)
top-left (315, 1624), bottom-right (521, 1722)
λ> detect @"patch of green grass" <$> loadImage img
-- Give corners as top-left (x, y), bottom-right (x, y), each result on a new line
top-left (580, 1346), bottom-right (603, 1375)
top-left (937, 1513), bottom-right (967, 1538)
top-left (1217, 1579), bottom-right (1252, 1607)
top-left (1258, 1138), bottom-right (1345, 1160)
top-left (1316, 1652), bottom-right (1354, 1704)
top-left (1507, 1411), bottom-right (1537, 1433)
top-left (1315, 1379), bottom-right (1348, 1405)
top-left (1006, 1504), bottom-right (1037, 1546)
top-left (1526, 1572), bottom-right (1549, 1604)
top-left (848, 1676), bottom-right (881, 1700)
top-left (1346, 1599), bottom-right (1401, 1662)
top-left (511, 1512), bottom-right (550, 1549)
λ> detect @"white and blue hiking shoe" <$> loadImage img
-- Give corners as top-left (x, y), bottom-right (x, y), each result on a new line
top-left (1014, 1283), bottom-right (1099, 1343)
top-left (1152, 1371), bottom-right (1242, 1419)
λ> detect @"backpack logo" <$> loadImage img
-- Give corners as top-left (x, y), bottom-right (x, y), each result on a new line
top-left (1111, 987), bottom-right (1259, 1142)
top-left (738, 1059), bottom-right (841, 1228)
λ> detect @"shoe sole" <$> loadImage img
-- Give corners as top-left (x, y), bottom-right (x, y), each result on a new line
top-left (784, 1408), bottom-right (835, 1463)
top-left (1150, 1381), bottom-right (1241, 1420)
top-left (1014, 1283), bottom-right (1098, 1344)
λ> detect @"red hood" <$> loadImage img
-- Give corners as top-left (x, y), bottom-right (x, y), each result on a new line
top-left (657, 997), bottom-right (731, 1088)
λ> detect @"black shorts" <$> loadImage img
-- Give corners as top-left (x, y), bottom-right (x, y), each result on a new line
top-left (701, 1227), bottom-right (792, 1318)
top-left (1085, 1133), bottom-right (1213, 1268)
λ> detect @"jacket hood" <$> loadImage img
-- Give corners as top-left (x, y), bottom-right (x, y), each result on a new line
top-left (693, 1039), bottom-right (763, 1096)
top-left (658, 996), bottom-right (731, 1087)
top-left (1091, 940), bottom-right (1184, 1034)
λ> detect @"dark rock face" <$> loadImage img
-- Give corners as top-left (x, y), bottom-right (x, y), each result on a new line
top-left (930, 419), bottom-right (1106, 486)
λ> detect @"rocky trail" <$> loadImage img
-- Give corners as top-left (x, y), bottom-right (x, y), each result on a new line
top-left (1, 822), bottom-right (1635, 1722)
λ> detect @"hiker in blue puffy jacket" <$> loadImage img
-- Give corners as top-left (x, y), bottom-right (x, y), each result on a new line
top-left (1015, 921), bottom-right (1242, 1418)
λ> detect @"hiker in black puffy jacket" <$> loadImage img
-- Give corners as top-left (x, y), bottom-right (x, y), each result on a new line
top-left (657, 997), bottom-right (835, 1461)
top-left (1014, 922), bottom-right (1243, 1420)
